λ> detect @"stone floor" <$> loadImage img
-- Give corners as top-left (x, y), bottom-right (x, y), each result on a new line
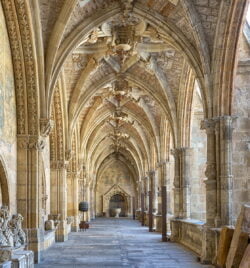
top-left (36, 218), bottom-right (214, 268)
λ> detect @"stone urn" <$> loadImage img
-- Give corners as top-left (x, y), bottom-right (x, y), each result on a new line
top-left (114, 208), bottom-right (121, 218)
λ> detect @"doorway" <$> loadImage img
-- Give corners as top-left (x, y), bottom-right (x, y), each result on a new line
top-left (109, 194), bottom-right (127, 217)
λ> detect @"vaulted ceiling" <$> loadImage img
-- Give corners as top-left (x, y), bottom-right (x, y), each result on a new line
top-left (39, 0), bottom-right (221, 183)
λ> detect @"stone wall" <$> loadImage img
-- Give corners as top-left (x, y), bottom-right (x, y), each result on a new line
top-left (232, 32), bottom-right (250, 225)
top-left (171, 219), bottom-right (204, 256)
top-left (96, 160), bottom-right (136, 217)
top-left (0, 2), bottom-right (17, 213)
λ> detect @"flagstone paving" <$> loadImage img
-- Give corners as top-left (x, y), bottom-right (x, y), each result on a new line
top-left (36, 218), bottom-right (214, 268)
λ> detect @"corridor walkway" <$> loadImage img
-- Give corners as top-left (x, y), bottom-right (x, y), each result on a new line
top-left (36, 218), bottom-right (213, 268)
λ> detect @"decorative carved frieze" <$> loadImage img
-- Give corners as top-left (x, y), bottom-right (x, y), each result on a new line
top-left (50, 161), bottom-right (68, 170)
top-left (1, 0), bottom-right (27, 134)
top-left (17, 135), bottom-right (45, 151)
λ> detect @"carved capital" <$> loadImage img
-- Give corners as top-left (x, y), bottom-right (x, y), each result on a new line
top-left (205, 163), bottom-right (216, 180)
top-left (170, 148), bottom-right (181, 158)
top-left (148, 170), bottom-right (155, 177)
top-left (215, 116), bottom-right (237, 140)
top-left (40, 118), bottom-right (54, 137)
top-left (200, 119), bottom-right (217, 134)
top-left (17, 135), bottom-right (45, 151)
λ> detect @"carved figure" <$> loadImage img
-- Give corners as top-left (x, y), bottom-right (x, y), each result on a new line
top-left (0, 207), bottom-right (13, 247)
top-left (9, 214), bottom-right (26, 248)
top-left (0, 216), bottom-right (8, 246)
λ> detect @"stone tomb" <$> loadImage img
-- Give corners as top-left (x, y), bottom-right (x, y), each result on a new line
top-left (226, 205), bottom-right (250, 268)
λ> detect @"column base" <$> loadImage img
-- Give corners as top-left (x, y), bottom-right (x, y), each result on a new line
top-left (155, 215), bottom-right (162, 233)
top-left (25, 228), bottom-right (44, 263)
top-left (144, 211), bottom-right (149, 226)
top-left (200, 225), bottom-right (216, 264)
top-left (56, 221), bottom-right (69, 242)
top-left (71, 216), bottom-right (79, 232)
top-left (170, 219), bottom-right (181, 242)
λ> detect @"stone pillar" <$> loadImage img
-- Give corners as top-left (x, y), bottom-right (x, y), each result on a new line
top-left (180, 148), bottom-right (194, 219)
top-left (201, 119), bottom-right (217, 227)
top-left (149, 171), bottom-right (157, 213)
top-left (50, 160), bottom-right (68, 242)
top-left (17, 135), bottom-right (45, 263)
top-left (78, 178), bottom-right (84, 221)
top-left (162, 185), bottom-right (167, 242)
top-left (89, 185), bottom-right (95, 220)
top-left (71, 173), bottom-right (79, 231)
top-left (216, 116), bottom-right (236, 226)
top-left (141, 193), bottom-right (145, 226)
top-left (160, 161), bottom-right (168, 236)
top-left (157, 164), bottom-right (162, 215)
top-left (171, 149), bottom-right (181, 219)
top-left (144, 176), bottom-right (149, 211)
top-left (148, 190), bottom-right (153, 232)
top-left (85, 186), bottom-right (91, 221)
top-left (200, 119), bottom-right (217, 263)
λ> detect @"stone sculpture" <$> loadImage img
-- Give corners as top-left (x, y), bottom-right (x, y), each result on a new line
top-left (9, 214), bottom-right (26, 248)
top-left (0, 207), bottom-right (13, 247)
top-left (0, 207), bottom-right (26, 249)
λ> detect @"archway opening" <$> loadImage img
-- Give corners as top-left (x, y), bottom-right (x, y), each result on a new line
top-left (109, 194), bottom-right (127, 217)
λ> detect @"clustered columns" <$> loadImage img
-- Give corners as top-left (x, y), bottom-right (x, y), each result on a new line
top-left (67, 171), bottom-right (80, 232)
top-left (158, 161), bottom-right (168, 241)
top-left (171, 148), bottom-right (193, 220)
top-left (148, 170), bottom-right (158, 232)
top-left (144, 176), bottom-right (149, 211)
top-left (200, 116), bottom-right (236, 263)
top-left (17, 135), bottom-right (45, 263)
top-left (171, 149), bottom-right (181, 219)
top-left (50, 160), bottom-right (68, 242)
top-left (180, 148), bottom-right (194, 219)
top-left (139, 180), bottom-right (145, 226)
top-left (216, 116), bottom-right (237, 227)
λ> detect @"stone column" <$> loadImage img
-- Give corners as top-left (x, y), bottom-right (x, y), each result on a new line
top-left (160, 161), bottom-right (168, 237)
top-left (171, 149), bottom-right (181, 219)
top-left (71, 173), bottom-right (79, 231)
top-left (78, 178), bottom-right (84, 221)
top-left (90, 185), bottom-right (95, 220)
top-left (149, 170), bottom-right (157, 213)
top-left (85, 186), bottom-right (91, 221)
top-left (50, 160), bottom-right (68, 242)
top-left (144, 176), bottom-right (149, 211)
top-left (216, 116), bottom-right (236, 226)
top-left (200, 119), bottom-right (217, 263)
top-left (17, 135), bottom-right (45, 263)
top-left (157, 164), bottom-right (162, 215)
top-left (162, 185), bottom-right (167, 242)
top-left (141, 193), bottom-right (145, 226)
top-left (137, 181), bottom-right (142, 210)
top-left (148, 190), bottom-right (153, 232)
top-left (180, 148), bottom-right (194, 219)
top-left (201, 119), bottom-right (217, 227)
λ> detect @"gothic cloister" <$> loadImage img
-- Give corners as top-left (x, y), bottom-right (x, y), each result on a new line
top-left (0, 0), bottom-right (249, 267)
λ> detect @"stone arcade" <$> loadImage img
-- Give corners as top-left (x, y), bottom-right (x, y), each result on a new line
top-left (0, 0), bottom-right (249, 267)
